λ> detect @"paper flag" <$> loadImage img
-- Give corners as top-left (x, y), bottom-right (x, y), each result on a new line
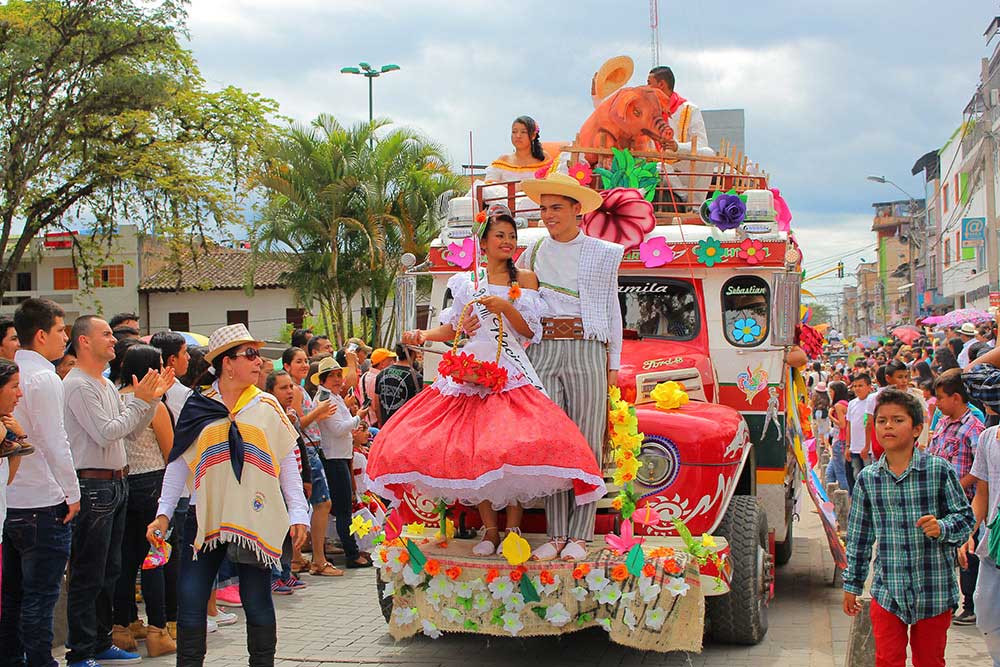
top-left (520, 576), bottom-right (541, 603)
top-left (501, 531), bottom-right (531, 566)
top-left (404, 538), bottom-right (427, 574)
top-left (625, 544), bottom-right (645, 577)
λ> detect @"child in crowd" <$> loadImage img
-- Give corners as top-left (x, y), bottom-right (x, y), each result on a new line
top-left (886, 360), bottom-right (929, 449)
top-left (843, 389), bottom-right (974, 667)
top-left (845, 374), bottom-right (875, 494)
top-left (811, 381), bottom-right (831, 451)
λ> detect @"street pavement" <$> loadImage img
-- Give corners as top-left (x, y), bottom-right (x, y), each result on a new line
top-left (129, 507), bottom-right (992, 667)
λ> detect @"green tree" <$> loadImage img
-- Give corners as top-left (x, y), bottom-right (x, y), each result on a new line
top-left (805, 301), bottom-right (833, 325)
top-left (0, 0), bottom-right (279, 296)
top-left (256, 115), bottom-right (462, 345)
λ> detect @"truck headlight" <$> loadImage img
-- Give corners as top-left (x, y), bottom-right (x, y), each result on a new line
top-left (635, 436), bottom-right (680, 488)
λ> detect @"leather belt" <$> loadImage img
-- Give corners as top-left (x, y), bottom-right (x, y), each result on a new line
top-left (541, 317), bottom-right (585, 341)
top-left (78, 466), bottom-right (129, 480)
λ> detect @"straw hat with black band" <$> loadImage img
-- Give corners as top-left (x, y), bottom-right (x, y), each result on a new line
top-left (520, 172), bottom-right (604, 215)
top-left (310, 356), bottom-right (343, 387)
top-left (205, 324), bottom-right (264, 363)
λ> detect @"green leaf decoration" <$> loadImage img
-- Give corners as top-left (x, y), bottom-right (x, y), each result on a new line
top-left (520, 575), bottom-right (541, 603)
top-left (457, 596), bottom-right (473, 611)
top-left (625, 544), bottom-right (646, 577)
top-left (400, 584), bottom-right (414, 595)
top-left (372, 534), bottom-right (385, 546)
top-left (491, 606), bottom-right (505, 626)
top-left (531, 606), bottom-right (548, 620)
top-left (404, 538), bottom-right (427, 573)
top-left (577, 612), bottom-right (593, 626)
top-left (463, 619), bottom-right (479, 631)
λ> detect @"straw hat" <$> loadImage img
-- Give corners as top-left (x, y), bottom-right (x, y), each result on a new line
top-left (521, 172), bottom-right (604, 214)
top-left (310, 356), bottom-right (343, 386)
top-left (594, 55), bottom-right (634, 100)
top-left (958, 322), bottom-right (978, 336)
top-left (205, 324), bottom-right (264, 363)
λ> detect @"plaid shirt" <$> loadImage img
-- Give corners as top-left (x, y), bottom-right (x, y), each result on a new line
top-left (844, 448), bottom-right (975, 624)
top-left (963, 362), bottom-right (1000, 410)
top-left (928, 408), bottom-right (983, 500)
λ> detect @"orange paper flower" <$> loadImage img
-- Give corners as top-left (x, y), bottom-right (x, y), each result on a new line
top-left (445, 566), bottom-right (462, 581)
top-left (642, 563), bottom-right (657, 578)
top-left (508, 282), bottom-right (522, 302)
top-left (648, 547), bottom-right (674, 559)
top-left (610, 564), bottom-right (629, 582)
top-left (539, 570), bottom-right (555, 586)
top-left (509, 568), bottom-right (524, 582)
top-left (425, 559), bottom-right (441, 576)
top-left (475, 210), bottom-right (487, 223)
top-left (398, 551), bottom-right (410, 564)
top-left (485, 568), bottom-right (500, 584)
top-left (663, 559), bottom-right (682, 575)
top-left (380, 550), bottom-right (389, 563)
top-left (571, 563), bottom-right (591, 580)
top-left (611, 497), bottom-right (623, 511)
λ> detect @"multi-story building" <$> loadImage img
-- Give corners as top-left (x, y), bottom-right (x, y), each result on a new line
top-left (856, 262), bottom-right (881, 336)
top-left (871, 200), bottom-right (923, 326)
top-left (841, 285), bottom-right (859, 338)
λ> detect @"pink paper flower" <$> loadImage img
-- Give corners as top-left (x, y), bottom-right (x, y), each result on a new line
top-left (444, 237), bottom-right (476, 269)
top-left (568, 162), bottom-right (593, 187)
top-left (737, 238), bottom-right (765, 265)
top-left (639, 237), bottom-right (674, 268)
top-left (581, 187), bottom-right (656, 251)
top-left (771, 188), bottom-right (791, 232)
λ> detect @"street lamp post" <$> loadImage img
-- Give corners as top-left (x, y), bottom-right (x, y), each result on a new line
top-left (340, 62), bottom-right (400, 345)
top-left (866, 175), bottom-right (922, 325)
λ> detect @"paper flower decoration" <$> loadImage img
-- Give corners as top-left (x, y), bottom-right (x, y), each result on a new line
top-left (568, 161), bottom-right (594, 186)
top-left (701, 533), bottom-right (717, 548)
top-left (404, 522), bottom-right (426, 536)
top-left (707, 190), bottom-right (748, 231)
top-left (632, 505), bottom-right (662, 527)
top-left (639, 237), bottom-right (675, 268)
top-left (605, 519), bottom-right (644, 555)
top-left (650, 381), bottom-right (689, 411)
top-left (581, 187), bottom-right (656, 250)
top-left (500, 530), bottom-right (531, 566)
top-left (507, 282), bottom-right (521, 302)
top-left (349, 514), bottom-right (373, 538)
top-left (771, 188), bottom-right (792, 231)
top-left (694, 237), bottom-right (724, 267)
top-left (738, 238), bottom-right (765, 265)
top-left (545, 603), bottom-right (572, 627)
top-left (732, 317), bottom-right (762, 344)
top-left (444, 237), bottom-right (476, 269)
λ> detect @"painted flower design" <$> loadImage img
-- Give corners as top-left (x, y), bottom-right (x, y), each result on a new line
top-left (738, 238), bottom-right (765, 265)
top-left (731, 317), bottom-right (762, 344)
top-left (645, 607), bottom-right (667, 630)
top-left (568, 161), bottom-right (594, 186)
top-left (444, 237), bottom-right (477, 269)
top-left (639, 237), bottom-right (675, 268)
top-left (694, 237), bottom-right (724, 267)
top-left (545, 603), bottom-right (572, 627)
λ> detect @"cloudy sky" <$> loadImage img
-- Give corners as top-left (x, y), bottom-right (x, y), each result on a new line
top-left (184, 0), bottom-right (991, 299)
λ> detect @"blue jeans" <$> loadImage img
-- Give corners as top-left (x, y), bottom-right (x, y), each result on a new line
top-left (177, 510), bottom-right (274, 629)
top-left (826, 439), bottom-right (849, 492)
top-left (0, 504), bottom-right (72, 667)
top-left (323, 458), bottom-right (360, 561)
top-left (304, 445), bottom-right (329, 505)
top-left (113, 470), bottom-right (167, 628)
top-left (66, 477), bottom-right (128, 664)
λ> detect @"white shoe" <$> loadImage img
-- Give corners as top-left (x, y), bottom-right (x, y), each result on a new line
top-left (472, 527), bottom-right (499, 557)
top-left (209, 610), bottom-right (238, 627)
top-left (206, 617), bottom-right (219, 634)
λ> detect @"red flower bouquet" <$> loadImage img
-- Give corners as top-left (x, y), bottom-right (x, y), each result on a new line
top-left (437, 350), bottom-right (508, 392)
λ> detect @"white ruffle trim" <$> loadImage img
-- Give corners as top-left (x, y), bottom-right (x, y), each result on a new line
top-left (365, 464), bottom-right (607, 512)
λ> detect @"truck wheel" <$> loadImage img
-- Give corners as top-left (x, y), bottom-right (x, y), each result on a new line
top-left (707, 495), bottom-right (770, 645)
top-left (774, 503), bottom-right (794, 566)
top-left (375, 570), bottom-right (393, 623)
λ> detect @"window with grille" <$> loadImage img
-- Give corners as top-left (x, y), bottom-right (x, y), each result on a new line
top-left (94, 265), bottom-right (125, 288)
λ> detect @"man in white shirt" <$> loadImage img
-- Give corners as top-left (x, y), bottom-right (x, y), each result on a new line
top-left (63, 316), bottom-right (170, 666)
top-left (957, 322), bottom-right (978, 367)
top-left (0, 298), bottom-right (76, 667)
top-left (518, 172), bottom-right (623, 561)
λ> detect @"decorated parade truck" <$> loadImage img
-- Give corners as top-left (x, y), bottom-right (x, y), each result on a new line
top-left (372, 58), bottom-right (832, 653)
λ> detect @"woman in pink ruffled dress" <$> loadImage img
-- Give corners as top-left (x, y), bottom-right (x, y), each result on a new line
top-left (366, 207), bottom-right (606, 556)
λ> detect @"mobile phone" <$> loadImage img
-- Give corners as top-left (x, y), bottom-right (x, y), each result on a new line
top-left (347, 343), bottom-right (359, 353)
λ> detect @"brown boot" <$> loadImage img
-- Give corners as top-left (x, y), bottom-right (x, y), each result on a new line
top-left (111, 624), bottom-right (137, 651)
top-left (128, 618), bottom-right (148, 640)
top-left (145, 625), bottom-right (177, 657)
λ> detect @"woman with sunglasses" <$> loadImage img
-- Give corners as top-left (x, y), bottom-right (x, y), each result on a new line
top-left (366, 206), bottom-right (606, 556)
top-left (147, 324), bottom-right (308, 667)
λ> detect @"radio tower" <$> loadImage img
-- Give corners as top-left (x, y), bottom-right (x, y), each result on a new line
top-left (649, 0), bottom-right (661, 68)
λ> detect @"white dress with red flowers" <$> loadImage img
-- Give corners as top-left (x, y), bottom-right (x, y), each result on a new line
top-left (366, 272), bottom-right (607, 510)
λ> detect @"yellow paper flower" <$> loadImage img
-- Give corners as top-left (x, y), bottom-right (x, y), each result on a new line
top-left (612, 468), bottom-right (636, 486)
top-left (609, 404), bottom-right (632, 426)
top-left (436, 518), bottom-right (456, 539)
top-left (609, 386), bottom-right (622, 403)
top-left (349, 515), bottom-right (372, 538)
top-left (701, 533), bottom-right (717, 549)
top-left (617, 456), bottom-right (640, 478)
top-left (650, 381), bottom-right (689, 411)
top-left (405, 522), bottom-right (426, 536)
top-left (501, 530), bottom-right (531, 566)
top-left (612, 412), bottom-right (639, 436)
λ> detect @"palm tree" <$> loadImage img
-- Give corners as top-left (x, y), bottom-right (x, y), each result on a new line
top-left (256, 115), bottom-right (462, 344)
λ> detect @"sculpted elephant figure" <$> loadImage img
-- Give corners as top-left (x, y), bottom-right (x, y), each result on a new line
top-left (577, 85), bottom-right (673, 166)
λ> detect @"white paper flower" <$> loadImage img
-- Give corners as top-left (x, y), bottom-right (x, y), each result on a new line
top-left (402, 566), bottom-right (423, 587)
top-left (504, 592), bottom-right (526, 612)
top-left (620, 590), bottom-right (636, 604)
top-left (639, 581), bottom-right (661, 603)
top-left (442, 607), bottom-right (463, 624)
top-left (392, 606), bottom-right (418, 626)
top-left (454, 579), bottom-right (484, 598)
top-left (644, 607), bottom-right (667, 631)
top-left (421, 619), bottom-right (442, 639)
top-left (501, 611), bottom-right (524, 636)
top-left (586, 569), bottom-right (610, 592)
top-left (385, 548), bottom-right (405, 574)
top-left (488, 577), bottom-right (515, 600)
top-left (426, 590), bottom-right (447, 610)
top-left (623, 608), bottom-right (638, 631)
top-left (532, 574), bottom-right (561, 596)
top-left (381, 580), bottom-right (396, 599)
top-left (595, 585), bottom-right (622, 606)
top-left (597, 617), bottom-right (612, 633)
top-left (545, 603), bottom-right (572, 627)
top-left (666, 578), bottom-right (690, 597)
top-left (427, 574), bottom-right (454, 597)
top-left (473, 592), bottom-right (492, 614)
top-left (570, 586), bottom-right (589, 602)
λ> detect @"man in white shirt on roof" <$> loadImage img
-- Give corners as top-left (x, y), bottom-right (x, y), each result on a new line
top-left (0, 298), bottom-right (77, 667)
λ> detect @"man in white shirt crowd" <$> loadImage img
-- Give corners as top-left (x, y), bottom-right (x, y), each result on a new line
top-left (62, 316), bottom-right (172, 667)
top-left (0, 298), bottom-right (77, 667)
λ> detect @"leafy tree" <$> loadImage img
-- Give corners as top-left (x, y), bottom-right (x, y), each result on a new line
top-left (0, 0), bottom-right (279, 296)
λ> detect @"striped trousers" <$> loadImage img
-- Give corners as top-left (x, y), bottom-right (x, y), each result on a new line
top-left (527, 339), bottom-right (607, 541)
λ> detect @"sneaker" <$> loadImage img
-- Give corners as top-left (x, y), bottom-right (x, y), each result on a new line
top-left (206, 617), bottom-right (218, 633)
top-left (216, 584), bottom-right (242, 607)
top-left (94, 645), bottom-right (142, 664)
top-left (67, 661), bottom-right (102, 667)
top-left (954, 609), bottom-right (977, 626)
top-left (209, 610), bottom-right (238, 627)
top-left (270, 580), bottom-right (293, 595)
top-left (284, 576), bottom-right (308, 590)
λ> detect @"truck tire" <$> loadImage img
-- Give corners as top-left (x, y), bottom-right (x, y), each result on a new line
top-left (376, 570), bottom-right (393, 623)
top-left (707, 495), bottom-right (770, 645)
top-left (774, 501), bottom-right (794, 566)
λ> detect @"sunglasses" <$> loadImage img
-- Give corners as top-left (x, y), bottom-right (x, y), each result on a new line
top-left (229, 347), bottom-right (261, 361)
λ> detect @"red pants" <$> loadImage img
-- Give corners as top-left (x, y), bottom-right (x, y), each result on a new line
top-left (870, 598), bottom-right (951, 667)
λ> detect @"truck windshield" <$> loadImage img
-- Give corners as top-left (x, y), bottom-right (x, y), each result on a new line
top-left (618, 277), bottom-right (699, 341)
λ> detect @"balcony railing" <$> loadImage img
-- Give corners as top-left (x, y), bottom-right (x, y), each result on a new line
top-left (0, 290), bottom-right (75, 307)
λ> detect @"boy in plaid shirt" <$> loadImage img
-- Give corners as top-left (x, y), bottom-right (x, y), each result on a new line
top-left (843, 389), bottom-right (974, 667)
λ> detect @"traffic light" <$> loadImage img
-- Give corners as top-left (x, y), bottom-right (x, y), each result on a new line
top-left (837, 261), bottom-right (845, 279)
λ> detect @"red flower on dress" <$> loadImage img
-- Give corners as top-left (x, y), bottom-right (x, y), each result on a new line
top-left (737, 238), bottom-right (765, 265)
